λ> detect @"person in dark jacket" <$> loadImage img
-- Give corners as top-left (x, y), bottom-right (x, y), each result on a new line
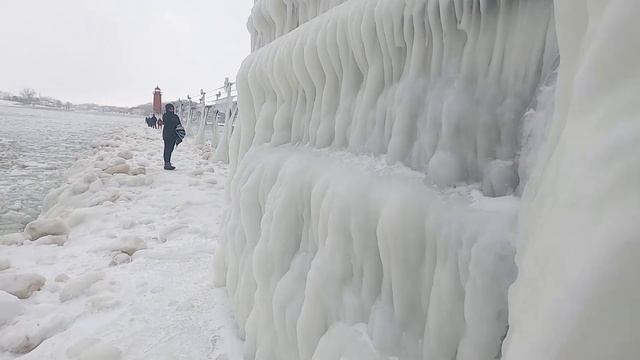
top-left (151, 114), bottom-right (158, 129)
top-left (162, 103), bottom-right (182, 170)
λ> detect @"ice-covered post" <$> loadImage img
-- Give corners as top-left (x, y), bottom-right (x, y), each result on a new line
top-left (213, 77), bottom-right (234, 163)
top-left (184, 95), bottom-right (193, 136)
top-left (210, 88), bottom-right (221, 148)
top-left (195, 89), bottom-right (207, 145)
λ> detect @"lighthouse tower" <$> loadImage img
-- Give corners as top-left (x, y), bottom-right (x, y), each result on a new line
top-left (153, 86), bottom-right (162, 115)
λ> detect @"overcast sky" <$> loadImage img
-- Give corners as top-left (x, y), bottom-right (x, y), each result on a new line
top-left (0, 0), bottom-right (252, 107)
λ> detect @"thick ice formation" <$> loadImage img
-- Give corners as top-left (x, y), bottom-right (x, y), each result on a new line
top-left (233, 0), bottom-right (558, 189)
top-left (217, 0), bottom-right (559, 359)
top-left (216, 146), bottom-right (518, 359)
top-left (502, 2), bottom-right (640, 359)
top-left (248, 0), bottom-right (348, 50)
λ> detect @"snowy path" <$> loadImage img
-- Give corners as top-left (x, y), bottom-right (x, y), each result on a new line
top-left (0, 127), bottom-right (242, 360)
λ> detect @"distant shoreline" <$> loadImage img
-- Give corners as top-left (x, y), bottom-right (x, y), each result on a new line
top-left (0, 101), bottom-right (139, 118)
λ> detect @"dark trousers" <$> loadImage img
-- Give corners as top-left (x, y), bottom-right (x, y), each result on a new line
top-left (163, 138), bottom-right (175, 164)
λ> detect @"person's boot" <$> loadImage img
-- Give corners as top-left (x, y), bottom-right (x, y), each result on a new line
top-left (164, 162), bottom-right (176, 170)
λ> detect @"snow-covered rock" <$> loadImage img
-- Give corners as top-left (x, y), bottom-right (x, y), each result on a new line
top-left (24, 217), bottom-right (70, 241)
top-left (110, 236), bottom-right (147, 256)
top-left (109, 253), bottom-right (131, 266)
top-left (0, 273), bottom-right (45, 299)
top-left (33, 234), bottom-right (68, 246)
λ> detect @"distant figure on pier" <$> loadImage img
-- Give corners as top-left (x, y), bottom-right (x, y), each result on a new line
top-left (162, 103), bottom-right (182, 170)
top-left (151, 114), bottom-right (158, 129)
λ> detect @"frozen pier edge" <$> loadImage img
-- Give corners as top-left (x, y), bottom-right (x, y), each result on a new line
top-left (216, 0), bottom-right (640, 359)
top-left (0, 128), bottom-right (242, 359)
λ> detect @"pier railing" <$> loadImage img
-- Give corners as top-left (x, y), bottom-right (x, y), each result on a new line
top-left (174, 77), bottom-right (238, 163)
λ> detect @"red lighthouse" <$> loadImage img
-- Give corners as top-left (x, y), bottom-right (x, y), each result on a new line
top-left (153, 86), bottom-right (162, 115)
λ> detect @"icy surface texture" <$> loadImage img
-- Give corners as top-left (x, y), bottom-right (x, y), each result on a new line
top-left (219, 0), bottom-right (560, 358)
top-left (503, 1), bottom-right (640, 359)
top-left (216, 146), bottom-right (517, 359)
top-left (232, 0), bottom-right (558, 190)
top-left (249, 0), bottom-right (349, 50)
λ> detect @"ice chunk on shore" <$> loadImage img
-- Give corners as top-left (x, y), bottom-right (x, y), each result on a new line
top-left (0, 273), bottom-right (45, 299)
top-left (24, 218), bottom-right (70, 241)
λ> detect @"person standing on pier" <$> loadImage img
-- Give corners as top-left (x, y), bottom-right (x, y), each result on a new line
top-left (162, 103), bottom-right (181, 170)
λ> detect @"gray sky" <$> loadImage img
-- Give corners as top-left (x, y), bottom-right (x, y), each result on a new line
top-left (0, 0), bottom-right (252, 107)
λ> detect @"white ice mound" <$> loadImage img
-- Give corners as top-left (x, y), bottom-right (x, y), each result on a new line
top-left (216, 147), bottom-right (517, 359)
top-left (0, 273), bottom-right (46, 299)
top-left (231, 0), bottom-right (558, 190)
top-left (24, 218), bottom-right (70, 241)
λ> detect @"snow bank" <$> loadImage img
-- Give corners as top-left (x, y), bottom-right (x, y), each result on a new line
top-left (503, 2), bottom-right (640, 359)
top-left (216, 147), bottom-right (517, 359)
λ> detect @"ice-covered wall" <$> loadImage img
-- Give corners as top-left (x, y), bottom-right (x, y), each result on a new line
top-left (215, 146), bottom-right (518, 359)
top-left (249, 0), bottom-right (349, 50)
top-left (235, 0), bottom-right (558, 192)
top-left (503, 1), bottom-right (640, 359)
top-left (217, 0), bottom-right (560, 359)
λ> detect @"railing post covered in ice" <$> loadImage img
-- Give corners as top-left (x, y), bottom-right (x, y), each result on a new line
top-left (194, 89), bottom-right (207, 145)
top-left (213, 77), bottom-right (236, 163)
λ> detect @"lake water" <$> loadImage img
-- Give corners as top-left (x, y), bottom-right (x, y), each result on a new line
top-left (0, 104), bottom-right (134, 235)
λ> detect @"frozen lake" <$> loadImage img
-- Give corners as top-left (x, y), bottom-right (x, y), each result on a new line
top-left (0, 104), bottom-right (135, 235)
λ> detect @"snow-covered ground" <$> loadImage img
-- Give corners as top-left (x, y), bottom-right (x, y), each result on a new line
top-left (0, 127), bottom-right (242, 360)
